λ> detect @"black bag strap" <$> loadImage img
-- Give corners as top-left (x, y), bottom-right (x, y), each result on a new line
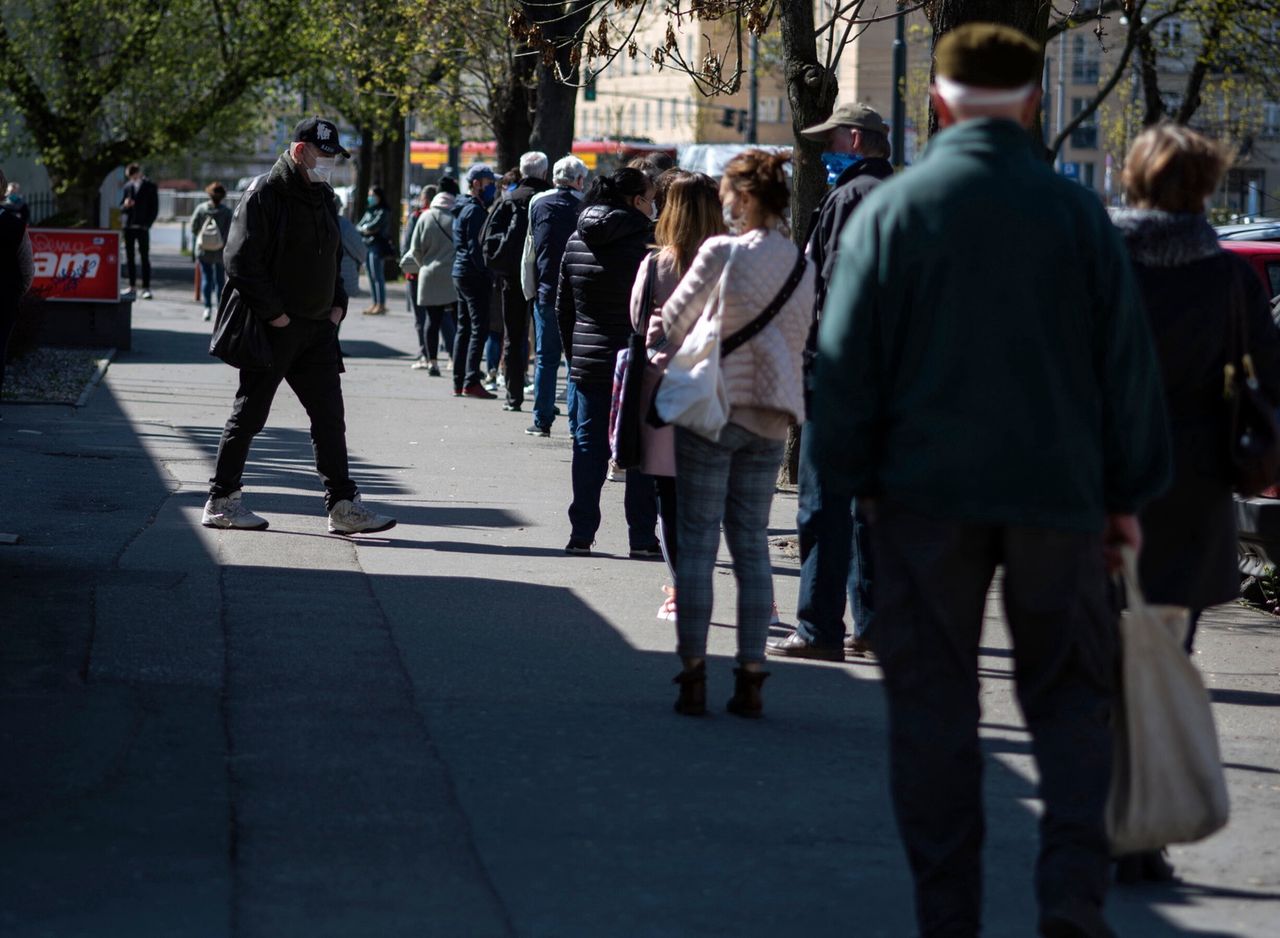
top-left (636, 252), bottom-right (658, 333)
top-left (721, 246), bottom-right (808, 358)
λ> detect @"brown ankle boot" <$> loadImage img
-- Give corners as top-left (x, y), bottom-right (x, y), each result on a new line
top-left (726, 667), bottom-right (769, 718)
top-left (672, 662), bottom-right (706, 715)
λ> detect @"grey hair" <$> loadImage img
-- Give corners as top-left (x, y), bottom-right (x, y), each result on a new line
top-left (552, 155), bottom-right (588, 186)
top-left (519, 151), bottom-right (549, 180)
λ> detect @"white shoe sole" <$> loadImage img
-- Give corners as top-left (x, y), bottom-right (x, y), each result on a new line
top-left (329, 518), bottom-right (397, 536)
top-left (201, 516), bottom-right (269, 531)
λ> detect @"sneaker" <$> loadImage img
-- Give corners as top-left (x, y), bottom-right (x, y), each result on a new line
top-left (328, 495), bottom-right (396, 535)
top-left (629, 544), bottom-right (663, 560)
top-left (203, 305), bottom-right (213, 322)
top-left (483, 379), bottom-right (499, 393)
top-left (427, 363), bottom-right (441, 377)
top-left (120, 288), bottom-right (137, 300)
top-left (564, 538), bottom-right (592, 555)
top-left (410, 356), bottom-right (429, 370)
top-left (452, 387), bottom-right (463, 397)
top-left (140, 289), bottom-right (153, 300)
top-left (462, 384), bottom-right (496, 399)
top-left (766, 630), bottom-right (843, 662)
top-left (525, 424), bottom-right (550, 437)
top-left (844, 635), bottom-right (874, 658)
top-left (202, 492), bottom-right (269, 530)
top-left (502, 402), bottom-right (522, 412)
top-left (607, 462), bottom-right (625, 482)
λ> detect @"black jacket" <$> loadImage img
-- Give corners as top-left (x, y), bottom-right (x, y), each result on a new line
top-left (451, 194), bottom-right (491, 280)
top-left (556, 203), bottom-right (652, 385)
top-left (121, 177), bottom-right (159, 229)
top-left (531, 187), bottom-right (583, 309)
top-left (224, 153), bottom-right (347, 322)
top-left (1115, 212), bottom-right (1280, 609)
top-left (0, 207), bottom-right (25, 299)
top-left (483, 175), bottom-right (551, 279)
top-left (806, 157), bottom-right (894, 318)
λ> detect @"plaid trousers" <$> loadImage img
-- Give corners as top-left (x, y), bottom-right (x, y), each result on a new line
top-left (674, 423), bottom-right (785, 662)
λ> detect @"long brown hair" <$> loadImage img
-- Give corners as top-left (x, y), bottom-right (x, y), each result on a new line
top-left (654, 172), bottom-right (725, 276)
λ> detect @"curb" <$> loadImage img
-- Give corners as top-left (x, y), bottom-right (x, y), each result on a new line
top-left (75, 348), bottom-right (117, 408)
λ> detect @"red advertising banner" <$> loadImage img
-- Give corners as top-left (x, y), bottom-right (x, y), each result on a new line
top-left (29, 228), bottom-right (121, 303)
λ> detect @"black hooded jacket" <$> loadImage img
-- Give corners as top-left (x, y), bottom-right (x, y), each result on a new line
top-left (224, 153), bottom-right (347, 322)
top-left (556, 203), bottom-right (652, 385)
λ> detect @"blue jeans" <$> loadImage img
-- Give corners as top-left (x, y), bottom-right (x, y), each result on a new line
top-left (568, 382), bottom-right (657, 549)
top-left (199, 260), bottom-right (225, 308)
top-left (674, 423), bottom-right (785, 663)
top-left (366, 246), bottom-right (386, 305)
top-left (532, 301), bottom-right (562, 430)
top-left (795, 421), bottom-right (875, 647)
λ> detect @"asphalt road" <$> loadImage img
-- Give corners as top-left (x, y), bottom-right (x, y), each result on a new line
top-left (2, 250), bottom-right (1278, 936)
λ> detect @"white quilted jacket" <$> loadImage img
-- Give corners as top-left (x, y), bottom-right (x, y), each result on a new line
top-left (661, 226), bottom-right (814, 431)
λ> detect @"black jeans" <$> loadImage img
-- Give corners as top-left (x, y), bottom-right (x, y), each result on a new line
top-left (0, 293), bottom-right (17, 395)
top-left (452, 274), bottom-right (491, 390)
top-left (209, 318), bottom-right (358, 512)
top-left (655, 475), bottom-right (678, 575)
top-left (869, 504), bottom-right (1116, 936)
top-left (123, 228), bottom-right (151, 289)
top-left (414, 302), bottom-right (455, 361)
top-left (499, 275), bottom-right (529, 406)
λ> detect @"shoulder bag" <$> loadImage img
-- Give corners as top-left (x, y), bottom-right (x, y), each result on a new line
top-left (653, 243), bottom-right (807, 440)
top-left (209, 175), bottom-right (280, 371)
top-left (1224, 267), bottom-right (1280, 495)
top-left (610, 253), bottom-right (658, 468)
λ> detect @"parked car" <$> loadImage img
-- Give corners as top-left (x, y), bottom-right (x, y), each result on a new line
top-left (1222, 241), bottom-right (1280, 303)
top-left (1217, 219), bottom-right (1280, 243)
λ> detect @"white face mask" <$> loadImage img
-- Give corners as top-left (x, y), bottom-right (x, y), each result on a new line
top-left (722, 203), bottom-right (741, 234)
top-left (308, 156), bottom-right (336, 184)
top-left (648, 202), bottom-right (659, 222)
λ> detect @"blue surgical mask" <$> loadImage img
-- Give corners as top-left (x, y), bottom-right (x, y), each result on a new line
top-left (821, 151), bottom-right (863, 185)
top-left (481, 182), bottom-right (496, 205)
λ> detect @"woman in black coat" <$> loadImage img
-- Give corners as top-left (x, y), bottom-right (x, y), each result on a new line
top-left (555, 166), bottom-right (660, 557)
top-left (1112, 123), bottom-right (1280, 884)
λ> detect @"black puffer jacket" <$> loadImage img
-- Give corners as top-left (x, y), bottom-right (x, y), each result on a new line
top-left (556, 203), bottom-right (652, 385)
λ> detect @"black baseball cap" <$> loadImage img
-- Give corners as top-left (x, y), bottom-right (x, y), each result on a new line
top-left (293, 117), bottom-right (351, 159)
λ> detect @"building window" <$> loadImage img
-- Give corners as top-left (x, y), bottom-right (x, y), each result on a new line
top-left (643, 102), bottom-right (650, 131)
top-left (1070, 98), bottom-right (1098, 149)
top-left (671, 98), bottom-right (679, 128)
top-left (1262, 102), bottom-right (1280, 139)
top-left (1083, 162), bottom-right (1096, 188)
top-left (1071, 34), bottom-right (1100, 84)
top-left (628, 103), bottom-right (637, 135)
top-left (657, 99), bottom-right (664, 126)
top-left (1159, 20), bottom-right (1183, 49)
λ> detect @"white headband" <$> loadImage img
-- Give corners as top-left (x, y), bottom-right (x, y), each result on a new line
top-left (933, 75), bottom-right (1037, 108)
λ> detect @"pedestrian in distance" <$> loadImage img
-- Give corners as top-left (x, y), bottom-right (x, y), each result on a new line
top-left (481, 168), bottom-right (523, 389)
top-left (768, 101), bottom-right (895, 664)
top-left (335, 193), bottom-right (366, 308)
top-left (812, 25), bottom-right (1172, 938)
top-left (202, 116), bottom-right (396, 536)
top-left (1111, 124), bottom-right (1280, 884)
top-left (4, 181), bottom-right (30, 225)
top-left (483, 151), bottom-right (552, 412)
top-left (190, 181), bottom-right (233, 321)
top-left (662, 151), bottom-right (812, 718)
top-left (522, 155), bottom-right (588, 437)
top-left (0, 166), bottom-right (35, 414)
top-left (451, 163), bottom-right (499, 399)
top-left (401, 187), bottom-right (433, 322)
top-left (120, 162), bottom-right (158, 299)
top-left (357, 186), bottom-right (391, 315)
top-left (408, 176), bottom-right (462, 377)
top-left (558, 166), bottom-right (661, 557)
top-left (627, 170), bottom-right (725, 617)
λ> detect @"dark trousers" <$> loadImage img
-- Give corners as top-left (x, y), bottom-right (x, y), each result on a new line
top-left (568, 381), bottom-right (657, 549)
top-left (796, 424), bottom-right (875, 646)
top-left (500, 276), bottom-right (530, 406)
top-left (209, 318), bottom-right (358, 512)
top-left (453, 274), bottom-right (490, 390)
top-left (870, 504), bottom-right (1116, 936)
top-left (124, 228), bottom-right (151, 289)
top-left (414, 302), bottom-right (455, 361)
top-left (0, 295), bottom-right (17, 395)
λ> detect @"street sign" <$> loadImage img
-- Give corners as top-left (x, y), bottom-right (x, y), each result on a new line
top-left (29, 228), bottom-right (121, 303)
top-left (1061, 162), bottom-right (1081, 181)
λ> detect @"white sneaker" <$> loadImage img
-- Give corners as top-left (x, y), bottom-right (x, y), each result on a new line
top-left (202, 492), bottom-right (269, 530)
top-left (328, 495), bottom-right (396, 535)
top-left (203, 305), bottom-right (213, 321)
top-left (140, 289), bottom-right (153, 300)
top-left (410, 356), bottom-right (429, 370)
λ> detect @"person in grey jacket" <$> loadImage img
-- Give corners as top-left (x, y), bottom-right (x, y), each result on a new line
top-left (408, 178), bottom-right (460, 376)
top-left (335, 193), bottom-right (365, 303)
top-left (189, 181), bottom-right (234, 321)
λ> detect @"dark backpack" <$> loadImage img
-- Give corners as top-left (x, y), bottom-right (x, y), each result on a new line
top-left (481, 196), bottom-right (529, 277)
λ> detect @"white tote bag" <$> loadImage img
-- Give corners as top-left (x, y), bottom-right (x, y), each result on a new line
top-left (653, 245), bottom-right (736, 439)
top-left (1106, 547), bottom-right (1230, 854)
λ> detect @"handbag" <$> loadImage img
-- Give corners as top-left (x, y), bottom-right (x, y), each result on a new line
top-left (610, 254), bottom-right (658, 468)
top-left (1224, 269), bottom-right (1280, 495)
top-left (399, 250), bottom-right (421, 275)
top-left (209, 287), bottom-right (273, 371)
top-left (1106, 547), bottom-right (1230, 855)
top-left (653, 243), bottom-right (807, 439)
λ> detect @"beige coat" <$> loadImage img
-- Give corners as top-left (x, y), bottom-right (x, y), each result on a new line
top-left (660, 226), bottom-right (813, 440)
top-left (409, 193), bottom-right (458, 307)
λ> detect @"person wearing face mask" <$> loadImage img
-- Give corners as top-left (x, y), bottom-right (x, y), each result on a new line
top-left (451, 163), bottom-right (499, 398)
top-left (557, 166), bottom-right (661, 558)
top-left (202, 116), bottom-right (396, 536)
top-left (768, 103), bottom-right (895, 665)
top-left (357, 186), bottom-right (392, 315)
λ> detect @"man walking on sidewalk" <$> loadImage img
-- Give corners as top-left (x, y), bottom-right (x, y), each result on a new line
top-left (120, 163), bottom-right (158, 299)
top-left (813, 25), bottom-right (1170, 938)
top-left (768, 102), bottom-right (894, 663)
top-left (203, 117), bottom-right (396, 536)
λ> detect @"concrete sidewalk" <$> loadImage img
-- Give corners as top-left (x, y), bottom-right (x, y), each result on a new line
top-left (2, 267), bottom-right (1278, 936)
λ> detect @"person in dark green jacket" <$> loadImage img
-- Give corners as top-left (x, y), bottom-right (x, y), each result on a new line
top-left (811, 25), bottom-right (1171, 938)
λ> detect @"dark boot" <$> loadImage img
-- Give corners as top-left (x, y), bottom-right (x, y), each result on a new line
top-left (672, 662), bottom-right (706, 716)
top-left (1115, 849), bottom-right (1178, 885)
top-left (726, 667), bottom-right (769, 718)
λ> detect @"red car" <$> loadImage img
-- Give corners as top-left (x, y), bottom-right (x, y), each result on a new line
top-left (1222, 240), bottom-right (1280, 300)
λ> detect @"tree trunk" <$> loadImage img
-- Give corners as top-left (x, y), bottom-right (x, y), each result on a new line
top-left (492, 46), bottom-right (537, 174)
top-left (777, 0), bottom-right (836, 486)
top-left (527, 1), bottom-right (590, 162)
top-left (1136, 30), bottom-right (1166, 127)
top-left (50, 172), bottom-right (105, 228)
top-left (354, 126), bottom-right (374, 221)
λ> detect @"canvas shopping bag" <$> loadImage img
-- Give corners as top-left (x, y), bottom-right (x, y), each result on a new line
top-left (1106, 548), bottom-right (1230, 854)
